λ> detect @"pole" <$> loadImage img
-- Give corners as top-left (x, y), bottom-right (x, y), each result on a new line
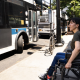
top-left (50, 0), bottom-right (51, 9)
top-left (50, 0), bottom-right (51, 36)
top-left (55, 0), bottom-right (63, 46)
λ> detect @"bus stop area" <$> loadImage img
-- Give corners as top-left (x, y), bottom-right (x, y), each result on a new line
top-left (0, 34), bottom-right (76, 80)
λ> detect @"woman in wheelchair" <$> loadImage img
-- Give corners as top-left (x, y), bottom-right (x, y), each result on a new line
top-left (39, 17), bottom-right (80, 80)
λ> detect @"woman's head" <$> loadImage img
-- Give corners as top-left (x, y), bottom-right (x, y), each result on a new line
top-left (69, 17), bottom-right (80, 32)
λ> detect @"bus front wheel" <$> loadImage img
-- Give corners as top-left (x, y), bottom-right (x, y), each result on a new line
top-left (17, 35), bottom-right (23, 53)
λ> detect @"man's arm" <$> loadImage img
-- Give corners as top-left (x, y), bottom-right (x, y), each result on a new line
top-left (65, 41), bottom-right (80, 69)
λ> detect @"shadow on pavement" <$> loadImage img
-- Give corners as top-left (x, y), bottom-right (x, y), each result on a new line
top-left (0, 44), bottom-right (43, 61)
top-left (27, 52), bottom-right (34, 55)
top-left (24, 44), bottom-right (43, 50)
top-left (39, 35), bottom-right (50, 39)
top-left (0, 50), bottom-right (16, 61)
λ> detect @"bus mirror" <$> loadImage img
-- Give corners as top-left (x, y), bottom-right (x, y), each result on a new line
top-left (25, 11), bottom-right (28, 16)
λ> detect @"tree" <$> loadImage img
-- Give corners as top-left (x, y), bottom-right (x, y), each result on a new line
top-left (48, 0), bottom-right (56, 9)
top-left (50, 0), bottom-right (71, 10)
top-left (51, 0), bottom-right (56, 9)
top-left (51, 0), bottom-right (80, 19)
top-left (66, 0), bottom-right (80, 18)
top-left (60, 0), bottom-right (71, 9)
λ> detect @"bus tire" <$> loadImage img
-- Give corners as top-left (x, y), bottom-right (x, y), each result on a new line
top-left (17, 35), bottom-right (23, 53)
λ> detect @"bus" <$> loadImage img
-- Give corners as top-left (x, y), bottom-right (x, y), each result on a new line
top-left (38, 10), bottom-right (52, 36)
top-left (53, 10), bottom-right (67, 35)
top-left (38, 10), bottom-right (67, 36)
top-left (0, 0), bottom-right (38, 54)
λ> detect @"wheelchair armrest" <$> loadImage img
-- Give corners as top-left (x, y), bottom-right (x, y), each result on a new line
top-left (67, 49), bottom-right (73, 53)
top-left (65, 49), bottom-right (73, 61)
top-left (65, 53), bottom-right (71, 60)
top-left (65, 52), bottom-right (80, 63)
top-left (58, 58), bottom-right (66, 65)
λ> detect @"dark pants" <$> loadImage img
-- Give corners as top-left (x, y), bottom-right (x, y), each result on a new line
top-left (47, 52), bottom-right (67, 76)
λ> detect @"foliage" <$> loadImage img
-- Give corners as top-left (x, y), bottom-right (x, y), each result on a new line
top-left (65, 0), bottom-right (80, 18)
top-left (51, 0), bottom-right (80, 19)
top-left (48, 0), bottom-right (56, 9)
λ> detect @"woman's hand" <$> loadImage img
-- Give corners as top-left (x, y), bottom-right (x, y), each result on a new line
top-left (65, 62), bottom-right (72, 69)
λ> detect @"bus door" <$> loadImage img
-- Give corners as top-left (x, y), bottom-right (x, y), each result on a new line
top-left (28, 10), bottom-right (38, 42)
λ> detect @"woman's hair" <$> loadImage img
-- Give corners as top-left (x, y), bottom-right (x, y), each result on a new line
top-left (70, 17), bottom-right (80, 31)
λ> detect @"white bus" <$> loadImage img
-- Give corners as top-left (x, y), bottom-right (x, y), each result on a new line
top-left (0, 0), bottom-right (38, 54)
top-left (38, 10), bottom-right (51, 36)
top-left (38, 10), bottom-right (56, 36)
top-left (38, 10), bottom-right (67, 36)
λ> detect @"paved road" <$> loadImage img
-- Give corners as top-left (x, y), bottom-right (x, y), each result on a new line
top-left (0, 35), bottom-right (50, 73)
top-left (0, 35), bottom-right (78, 80)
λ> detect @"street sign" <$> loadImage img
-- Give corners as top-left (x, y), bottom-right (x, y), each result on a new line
top-left (48, 9), bottom-right (52, 23)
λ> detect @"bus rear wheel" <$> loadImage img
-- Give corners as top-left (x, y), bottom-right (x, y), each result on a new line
top-left (17, 35), bottom-right (23, 53)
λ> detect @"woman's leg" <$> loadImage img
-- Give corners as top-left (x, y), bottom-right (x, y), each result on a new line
top-left (47, 53), bottom-right (67, 77)
top-left (56, 52), bottom-right (65, 56)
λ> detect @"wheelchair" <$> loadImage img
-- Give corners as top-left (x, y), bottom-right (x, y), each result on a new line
top-left (52, 49), bottom-right (80, 80)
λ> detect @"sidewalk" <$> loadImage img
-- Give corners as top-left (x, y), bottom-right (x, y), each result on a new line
top-left (0, 35), bottom-right (73, 80)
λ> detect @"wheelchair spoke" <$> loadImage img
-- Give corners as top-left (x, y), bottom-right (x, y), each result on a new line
top-left (66, 69), bottom-right (70, 76)
top-left (61, 67), bottom-right (65, 80)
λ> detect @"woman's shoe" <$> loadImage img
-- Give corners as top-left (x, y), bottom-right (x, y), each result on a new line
top-left (47, 75), bottom-right (52, 80)
top-left (38, 73), bottom-right (47, 80)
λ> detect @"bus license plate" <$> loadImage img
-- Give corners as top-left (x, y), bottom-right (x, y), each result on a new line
top-left (39, 29), bottom-right (42, 31)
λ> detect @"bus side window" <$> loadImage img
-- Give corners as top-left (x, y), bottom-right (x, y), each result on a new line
top-left (7, 2), bottom-right (24, 27)
top-left (0, 1), bottom-right (3, 26)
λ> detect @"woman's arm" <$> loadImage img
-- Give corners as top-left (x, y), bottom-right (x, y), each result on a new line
top-left (65, 41), bottom-right (80, 69)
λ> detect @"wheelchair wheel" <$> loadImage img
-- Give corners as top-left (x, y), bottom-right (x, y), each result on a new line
top-left (53, 71), bottom-right (56, 80)
top-left (49, 36), bottom-right (55, 55)
top-left (61, 67), bottom-right (65, 80)
top-left (49, 36), bottom-right (53, 55)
